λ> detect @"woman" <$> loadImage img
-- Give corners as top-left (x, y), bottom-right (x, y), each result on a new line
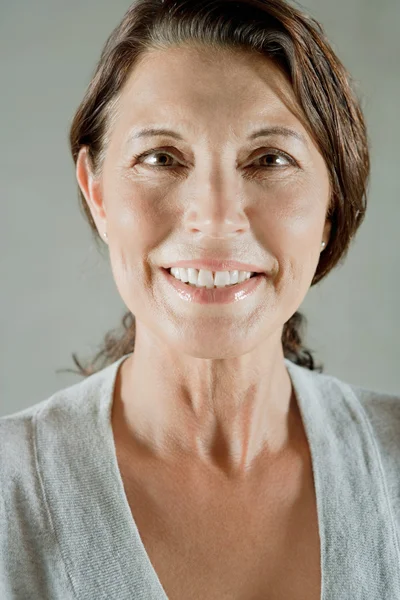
top-left (1, 0), bottom-right (399, 598)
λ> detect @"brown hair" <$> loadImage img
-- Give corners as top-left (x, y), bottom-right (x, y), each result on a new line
top-left (65, 0), bottom-right (370, 377)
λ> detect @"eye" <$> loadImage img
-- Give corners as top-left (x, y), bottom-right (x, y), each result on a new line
top-left (131, 149), bottom-right (178, 168)
top-left (131, 148), bottom-right (297, 170)
top-left (250, 150), bottom-right (295, 168)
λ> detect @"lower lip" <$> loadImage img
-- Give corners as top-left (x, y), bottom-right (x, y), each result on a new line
top-left (160, 268), bottom-right (266, 304)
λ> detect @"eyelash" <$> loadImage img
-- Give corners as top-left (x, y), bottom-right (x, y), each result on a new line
top-left (130, 147), bottom-right (298, 171)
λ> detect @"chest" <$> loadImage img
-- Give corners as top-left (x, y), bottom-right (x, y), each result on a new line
top-left (116, 453), bottom-right (321, 600)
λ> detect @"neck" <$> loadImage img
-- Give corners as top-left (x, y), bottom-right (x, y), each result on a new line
top-left (112, 326), bottom-right (299, 479)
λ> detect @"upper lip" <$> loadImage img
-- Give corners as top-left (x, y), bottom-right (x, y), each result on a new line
top-left (161, 259), bottom-right (266, 273)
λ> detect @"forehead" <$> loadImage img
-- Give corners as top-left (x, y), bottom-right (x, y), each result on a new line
top-left (112, 45), bottom-right (311, 144)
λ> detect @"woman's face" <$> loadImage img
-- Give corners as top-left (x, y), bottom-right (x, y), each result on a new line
top-left (78, 45), bottom-right (331, 358)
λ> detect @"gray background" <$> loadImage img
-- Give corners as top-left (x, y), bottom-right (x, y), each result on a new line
top-left (1, 0), bottom-right (399, 417)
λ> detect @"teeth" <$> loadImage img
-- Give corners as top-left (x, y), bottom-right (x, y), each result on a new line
top-left (169, 268), bottom-right (254, 288)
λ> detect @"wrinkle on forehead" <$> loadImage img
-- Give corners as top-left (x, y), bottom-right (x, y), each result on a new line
top-left (106, 44), bottom-right (321, 160)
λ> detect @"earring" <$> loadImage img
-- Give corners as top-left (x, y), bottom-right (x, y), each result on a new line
top-left (321, 241), bottom-right (326, 250)
top-left (103, 232), bottom-right (108, 242)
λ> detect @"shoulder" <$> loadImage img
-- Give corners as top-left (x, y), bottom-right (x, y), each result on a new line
top-left (0, 379), bottom-right (86, 463)
top-left (0, 394), bottom-right (72, 596)
top-left (0, 367), bottom-right (108, 487)
top-left (0, 363), bottom-right (121, 597)
top-left (291, 362), bottom-right (400, 536)
top-left (0, 357), bottom-right (121, 442)
top-left (0, 397), bottom-right (52, 492)
top-left (346, 381), bottom-right (400, 444)
top-left (347, 383), bottom-right (400, 545)
top-left (319, 372), bottom-right (400, 467)
top-left (291, 360), bottom-right (400, 428)
top-left (0, 356), bottom-right (124, 486)
top-left (287, 360), bottom-right (400, 492)
top-left (346, 382), bottom-right (400, 495)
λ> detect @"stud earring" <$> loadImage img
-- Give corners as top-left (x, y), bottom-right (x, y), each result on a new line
top-left (103, 232), bottom-right (108, 241)
top-left (321, 241), bottom-right (326, 250)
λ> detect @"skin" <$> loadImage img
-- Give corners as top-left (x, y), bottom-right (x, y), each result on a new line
top-left (76, 45), bottom-right (332, 483)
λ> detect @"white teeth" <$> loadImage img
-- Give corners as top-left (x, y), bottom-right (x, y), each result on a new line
top-left (169, 268), bottom-right (254, 288)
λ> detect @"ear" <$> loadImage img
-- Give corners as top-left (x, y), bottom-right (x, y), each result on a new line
top-left (323, 218), bottom-right (332, 247)
top-left (76, 147), bottom-right (106, 236)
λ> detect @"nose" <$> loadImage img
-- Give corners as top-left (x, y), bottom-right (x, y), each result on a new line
top-left (184, 175), bottom-right (250, 240)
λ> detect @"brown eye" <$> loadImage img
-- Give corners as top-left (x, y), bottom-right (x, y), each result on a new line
top-left (132, 148), bottom-right (297, 171)
top-left (135, 151), bottom-right (177, 167)
top-left (253, 152), bottom-right (293, 168)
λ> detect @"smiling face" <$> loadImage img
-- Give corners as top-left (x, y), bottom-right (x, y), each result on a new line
top-left (77, 45), bottom-right (332, 358)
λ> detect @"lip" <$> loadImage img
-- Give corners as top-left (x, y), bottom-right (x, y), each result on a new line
top-left (160, 267), bottom-right (266, 304)
top-left (161, 259), bottom-right (265, 274)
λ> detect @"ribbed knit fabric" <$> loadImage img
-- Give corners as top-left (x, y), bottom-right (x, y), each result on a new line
top-left (1, 353), bottom-right (400, 599)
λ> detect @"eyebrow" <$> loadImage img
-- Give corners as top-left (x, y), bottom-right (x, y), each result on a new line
top-left (130, 125), bottom-right (307, 146)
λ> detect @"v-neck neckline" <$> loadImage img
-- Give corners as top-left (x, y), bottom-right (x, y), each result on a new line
top-left (98, 353), bottom-right (400, 600)
top-left (36, 353), bottom-right (400, 599)
top-left (103, 353), bottom-right (325, 599)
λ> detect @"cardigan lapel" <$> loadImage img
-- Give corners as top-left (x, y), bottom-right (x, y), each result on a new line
top-left (285, 359), bottom-right (400, 600)
top-left (35, 354), bottom-right (168, 599)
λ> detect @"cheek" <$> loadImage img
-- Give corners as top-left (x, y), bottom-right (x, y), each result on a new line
top-left (255, 178), bottom-right (328, 292)
top-left (257, 176), bottom-right (328, 244)
top-left (106, 175), bottom-right (173, 246)
top-left (103, 180), bottom-right (171, 310)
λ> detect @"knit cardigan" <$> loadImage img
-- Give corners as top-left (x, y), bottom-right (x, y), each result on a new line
top-left (1, 353), bottom-right (400, 599)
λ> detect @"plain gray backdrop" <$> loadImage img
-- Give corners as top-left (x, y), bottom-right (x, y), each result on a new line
top-left (1, 0), bottom-right (399, 417)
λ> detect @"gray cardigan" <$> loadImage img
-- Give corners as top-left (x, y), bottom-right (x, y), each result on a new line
top-left (1, 353), bottom-right (400, 600)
